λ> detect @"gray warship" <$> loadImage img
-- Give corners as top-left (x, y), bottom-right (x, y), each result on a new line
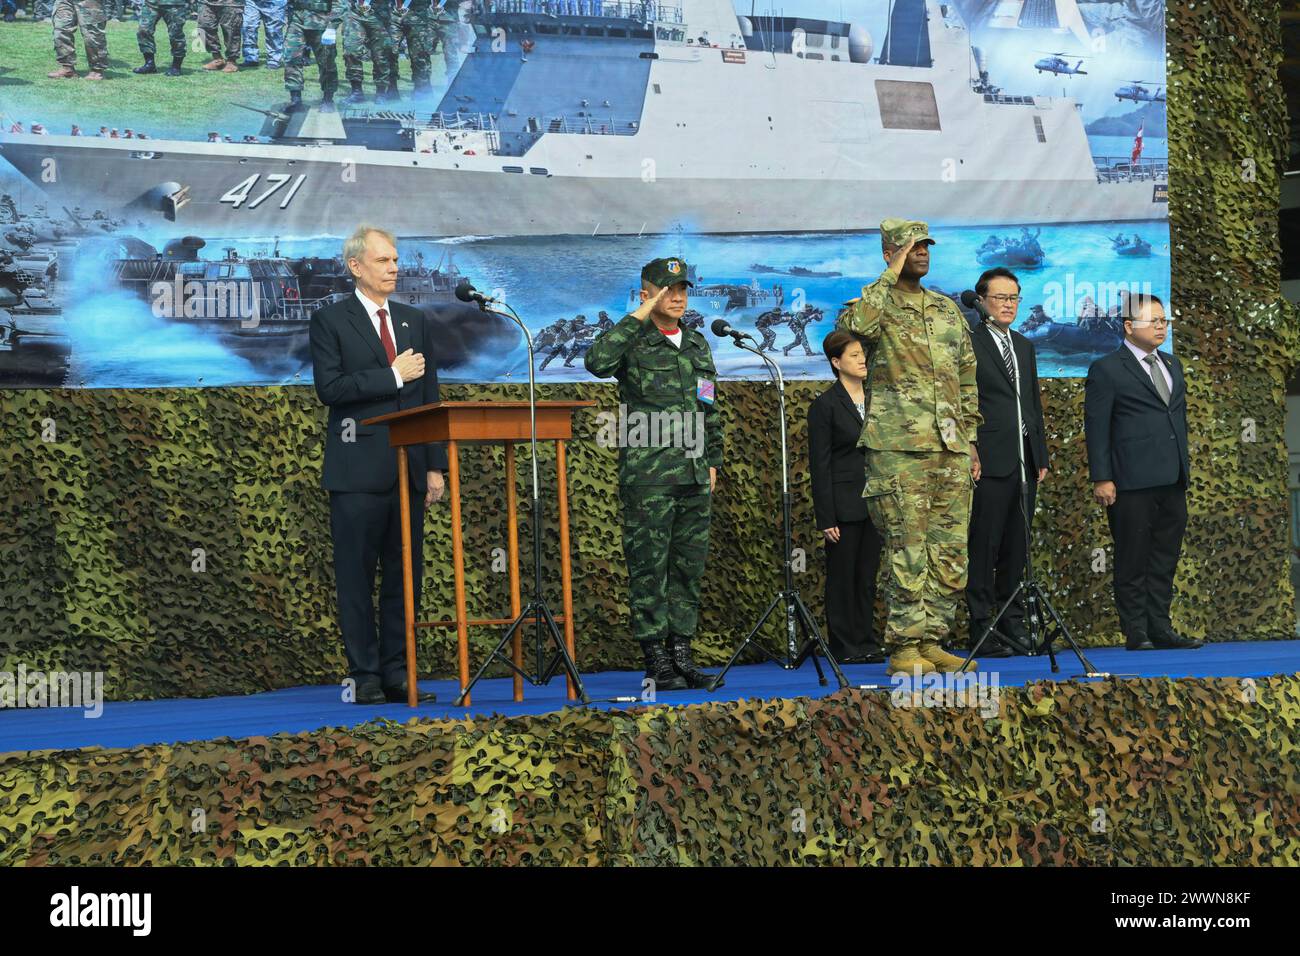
top-left (0, 0), bottom-right (1168, 238)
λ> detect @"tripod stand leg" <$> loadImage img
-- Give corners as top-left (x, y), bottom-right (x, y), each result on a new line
top-left (455, 611), bottom-right (530, 707)
top-left (709, 590), bottom-right (784, 691)
top-left (792, 593), bottom-right (848, 689)
top-left (538, 600), bottom-right (590, 703)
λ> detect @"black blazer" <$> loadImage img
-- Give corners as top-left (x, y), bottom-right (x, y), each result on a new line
top-left (808, 379), bottom-right (869, 528)
top-left (971, 322), bottom-right (1049, 478)
top-left (309, 294), bottom-right (448, 494)
top-left (1085, 345), bottom-right (1189, 491)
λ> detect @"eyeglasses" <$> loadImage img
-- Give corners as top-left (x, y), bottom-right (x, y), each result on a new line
top-left (1128, 317), bottom-right (1172, 327)
top-left (985, 294), bottom-right (1021, 305)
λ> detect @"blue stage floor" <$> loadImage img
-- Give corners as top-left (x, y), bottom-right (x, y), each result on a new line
top-left (3, 640), bottom-right (1299, 755)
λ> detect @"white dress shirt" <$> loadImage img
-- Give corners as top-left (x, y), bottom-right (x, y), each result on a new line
top-left (1124, 338), bottom-right (1172, 395)
top-left (355, 290), bottom-right (404, 389)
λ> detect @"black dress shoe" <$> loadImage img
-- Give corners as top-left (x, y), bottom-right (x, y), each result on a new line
top-left (1125, 636), bottom-right (1158, 651)
top-left (382, 684), bottom-right (438, 703)
top-left (969, 621), bottom-right (1013, 658)
top-left (1151, 633), bottom-right (1203, 650)
top-left (355, 685), bottom-right (387, 705)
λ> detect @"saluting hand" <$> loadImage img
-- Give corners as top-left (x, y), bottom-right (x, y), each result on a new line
top-left (632, 285), bottom-right (671, 321)
top-left (393, 347), bottom-right (425, 381)
top-left (886, 238), bottom-right (917, 277)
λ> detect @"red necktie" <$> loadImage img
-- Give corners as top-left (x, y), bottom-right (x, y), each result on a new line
top-left (376, 307), bottom-right (396, 364)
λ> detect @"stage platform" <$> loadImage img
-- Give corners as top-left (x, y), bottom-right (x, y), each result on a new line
top-left (4, 640), bottom-right (1297, 755)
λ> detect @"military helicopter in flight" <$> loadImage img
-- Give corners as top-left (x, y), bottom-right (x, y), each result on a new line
top-left (1114, 80), bottom-right (1166, 104)
top-left (1033, 52), bottom-right (1088, 76)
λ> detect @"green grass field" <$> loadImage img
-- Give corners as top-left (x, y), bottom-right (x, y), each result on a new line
top-left (0, 18), bottom-right (449, 141)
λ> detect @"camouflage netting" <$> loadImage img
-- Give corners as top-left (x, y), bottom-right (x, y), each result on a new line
top-left (1, 0), bottom-right (1297, 702)
top-left (3, 677), bottom-right (1299, 865)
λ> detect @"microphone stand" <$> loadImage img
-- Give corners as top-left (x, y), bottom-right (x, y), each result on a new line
top-left (963, 316), bottom-right (1098, 676)
top-left (709, 333), bottom-right (849, 691)
top-left (454, 294), bottom-right (590, 706)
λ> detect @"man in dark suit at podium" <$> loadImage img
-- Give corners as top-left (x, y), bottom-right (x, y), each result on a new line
top-left (309, 225), bottom-right (448, 704)
top-left (966, 268), bottom-right (1049, 656)
top-left (1085, 292), bottom-right (1201, 652)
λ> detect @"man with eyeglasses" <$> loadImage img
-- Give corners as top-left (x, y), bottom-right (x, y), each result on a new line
top-left (966, 267), bottom-right (1049, 656)
top-left (1085, 292), bottom-right (1201, 651)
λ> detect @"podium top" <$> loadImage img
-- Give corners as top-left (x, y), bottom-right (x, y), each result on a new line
top-left (364, 400), bottom-right (597, 446)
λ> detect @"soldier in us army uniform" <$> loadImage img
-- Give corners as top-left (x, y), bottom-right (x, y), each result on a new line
top-left (283, 0), bottom-right (339, 111)
top-left (134, 0), bottom-right (187, 74)
top-left (585, 258), bottom-right (724, 692)
top-left (48, 0), bottom-right (109, 79)
top-left (836, 218), bottom-right (983, 678)
top-left (342, 0), bottom-right (393, 102)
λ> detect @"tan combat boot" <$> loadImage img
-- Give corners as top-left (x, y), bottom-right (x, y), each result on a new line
top-left (919, 641), bottom-right (977, 673)
top-left (47, 66), bottom-right (77, 78)
top-left (221, 61), bottom-right (239, 73)
top-left (203, 59), bottom-right (227, 70)
top-left (85, 71), bottom-right (105, 81)
top-left (887, 646), bottom-right (936, 677)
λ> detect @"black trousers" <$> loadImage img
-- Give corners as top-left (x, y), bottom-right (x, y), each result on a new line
top-left (1106, 481), bottom-right (1187, 641)
top-left (823, 518), bottom-right (883, 658)
top-left (966, 458), bottom-right (1038, 629)
top-left (329, 483), bottom-right (426, 690)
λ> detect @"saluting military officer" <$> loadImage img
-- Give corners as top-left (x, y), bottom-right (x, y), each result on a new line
top-left (342, 0), bottom-right (393, 103)
top-left (836, 219), bottom-right (983, 677)
top-left (284, 0), bottom-right (340, 111)
top-left (585, 257), bottom-right (724, 692)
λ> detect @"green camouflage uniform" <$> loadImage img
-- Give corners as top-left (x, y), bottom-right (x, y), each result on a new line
top-left (284, 0), bottom-right (338, 93)
top-left (836, 219), bottom-right (981, 654)
top-left (52, 0), bottom-right (108, 71)
top-left (387, 0), bottom-right (439, 91)
top-left (342, 0), bottom-right (392, 91)
top-left (584, 258), bottom-right (724, 651)
top-left (137, 0), bottom-right (187, 61)
top-left (198, 0), bottom-right (243, 61)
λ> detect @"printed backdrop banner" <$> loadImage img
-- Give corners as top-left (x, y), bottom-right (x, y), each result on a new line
top-left (0, 0), bottom-right (1169, 388)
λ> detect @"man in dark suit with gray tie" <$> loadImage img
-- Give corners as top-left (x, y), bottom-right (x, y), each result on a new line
top-left (966, 268), bottom-right (1049, 656)
top-left (310, 225), bottom-right (448, 704)
top-left (1085, 292), bottom-right (1201, 651)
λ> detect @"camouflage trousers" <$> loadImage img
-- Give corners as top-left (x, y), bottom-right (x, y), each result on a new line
top-left (52, 0), bottom-right (108, 71)
top-left (342, 6), bottom-right (392, 89)
top-left (387, 6), bottom-right (435, 89)
top-left (620, 484), bottom-right (711, 645)
top-left (198, 2), bottom-right (243, 60)
top-left (863, 448), bottom-right (973, 651)
top-left (137, 2), bottom-right (187, 60)
top-left (283, 11), bottom-right (337, 93)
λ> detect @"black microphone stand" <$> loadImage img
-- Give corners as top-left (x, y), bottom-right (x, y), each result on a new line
top-left (709, 330), bottom-right (849, 691)
top-left (454, 292), bottom-right (590, 706)
top-left (963, 315), bottom-right (1099, 676)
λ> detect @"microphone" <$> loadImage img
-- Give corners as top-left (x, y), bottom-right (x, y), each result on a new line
top-left (454, 279), bottom-right (495, 307)
top-left (960, 289), bottom-right (991, 322)
top-left (710, 317), bottom-right (753, 344)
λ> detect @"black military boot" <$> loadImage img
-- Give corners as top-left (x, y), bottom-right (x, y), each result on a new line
top-left (320, 90), bottom-right (336, 113)
top-left (641, 641), bottom-right (687, 693)
top-left (346, 80), bottom-right (367, 104)
top-left (668, 635), bottom-right (719, 690)
top-left (285, 89), bottom-right (304, 112)
top-left (166, 57), bottom-right (183, 76)
top-left (133, 56), bottom-right (156, 75)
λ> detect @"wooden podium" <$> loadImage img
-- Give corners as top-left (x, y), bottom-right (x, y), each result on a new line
top-left (363, 400), bottom-right (595, 706)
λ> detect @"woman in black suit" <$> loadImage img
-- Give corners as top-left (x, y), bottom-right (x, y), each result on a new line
top-left (807, 330), bottom-right (884, 664)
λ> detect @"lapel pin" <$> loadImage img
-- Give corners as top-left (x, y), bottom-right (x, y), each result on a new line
top-left (401, 322), bottom-right (409, 328)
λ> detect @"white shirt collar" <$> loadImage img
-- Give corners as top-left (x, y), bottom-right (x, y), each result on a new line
top-left (1124, 337), bottom-right (1159, 364)
top-left (354, 288), bottom-right (390, 320)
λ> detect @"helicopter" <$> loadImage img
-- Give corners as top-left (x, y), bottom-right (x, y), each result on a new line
top-left (1115, 81), bottom-right (1166, 104)
top-left (1033, 52), bottom-right (1088, 76)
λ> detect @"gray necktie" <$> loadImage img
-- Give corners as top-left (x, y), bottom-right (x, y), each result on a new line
top-left (1145, 353), bottom-right (1170, 405)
